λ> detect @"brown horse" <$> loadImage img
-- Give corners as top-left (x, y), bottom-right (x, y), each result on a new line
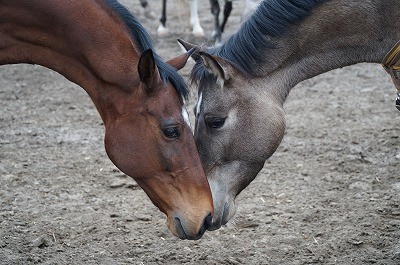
top-left (0, 0), bottom-right (213, 240)
top-left (180, 0), bottom-right (400, 230)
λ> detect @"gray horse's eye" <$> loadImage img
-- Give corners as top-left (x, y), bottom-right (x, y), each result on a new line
top-left (205, 117), bottom-right (226, 129)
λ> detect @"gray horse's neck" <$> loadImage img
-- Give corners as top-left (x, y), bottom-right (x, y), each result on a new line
top-left (256, 0), bottom-right (400, 104)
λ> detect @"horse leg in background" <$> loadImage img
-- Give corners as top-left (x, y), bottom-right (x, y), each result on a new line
top-left (210, 0), bottom-right (222, 45)
top-left (220, 0), bottom-right (232, 34)
top-left (157, 0), bottom-right (169, 36)
top-left (190, 0), bottom-right (205, 37)
top-left (139, 0), bottom-right (156, 19)
top-left (158, 0), bottom-right (204, 37)
top-left (139, 0), bottom-right (147, 8)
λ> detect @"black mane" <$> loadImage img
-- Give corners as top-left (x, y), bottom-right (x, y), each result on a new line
top-left (106, 0), bottom-right (188, 100)
top-left (191, 0), bottom-right (327, 86)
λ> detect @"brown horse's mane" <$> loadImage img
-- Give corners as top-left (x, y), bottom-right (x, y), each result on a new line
top-left (106, 0), bottom-right (189, 100)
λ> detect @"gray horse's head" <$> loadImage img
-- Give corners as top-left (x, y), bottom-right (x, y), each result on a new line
top-left (183, 42), bottom-right (286, 230)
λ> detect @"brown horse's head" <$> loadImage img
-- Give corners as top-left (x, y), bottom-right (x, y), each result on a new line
top-left (0, 0), bottom-right (213, 239)
top-left (103, 50), bottom-right (213, 240)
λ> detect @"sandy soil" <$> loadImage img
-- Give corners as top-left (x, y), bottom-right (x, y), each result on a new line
top-left (1, 1), bottom-right (399, 264)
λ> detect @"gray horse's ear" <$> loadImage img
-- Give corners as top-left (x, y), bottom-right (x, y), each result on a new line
top-left (177, 38), bottom-right (201, 61)
top-left (199, 51), bottom-right (234, 82)
top-left (166, 48), bottom-right (196, 70)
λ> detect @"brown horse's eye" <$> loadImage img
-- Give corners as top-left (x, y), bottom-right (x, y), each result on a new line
top-left (205, 117), bottom-right (226, 129)
top-left (163, 127), bottom-right (180, 139)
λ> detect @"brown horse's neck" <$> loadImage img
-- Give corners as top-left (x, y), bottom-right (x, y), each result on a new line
top-left (0, 0), bottom-right (140, 121)
top-left (256, 0), bottom-right (400, 103)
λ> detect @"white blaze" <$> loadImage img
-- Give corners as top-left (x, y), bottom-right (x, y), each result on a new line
top-left (195, 92), bottom-right (203, 116)
top-left (182, 107), bottom-right (191, 128)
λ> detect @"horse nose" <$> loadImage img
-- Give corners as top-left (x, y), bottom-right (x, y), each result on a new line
top-left (199, 213), bottom-right (212, 234)
top-left (173, 212), bottom-right (212, 240)
top-left (205, 202), bottom-right (229, 231)
top-left (193, 212), bottom-right (212, 239)
top-left (206, 216), bottom-right (222, 231)
top-left (204, 213), bottom-right (212, 228)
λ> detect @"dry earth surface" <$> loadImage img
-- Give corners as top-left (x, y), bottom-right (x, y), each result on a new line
top-left (1, 0), bottom-right (399, 264)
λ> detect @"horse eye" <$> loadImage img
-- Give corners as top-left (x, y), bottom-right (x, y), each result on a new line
top-left (163, 127), bottom-right (180, 139)
top-left (205, 117), bottom-right (226, 129)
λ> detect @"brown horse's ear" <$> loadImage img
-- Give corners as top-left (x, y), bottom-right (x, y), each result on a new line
top-left (138, 49), bottom-right (159, 91)
top-left (166, 48), bottom-right (196, 70)
top-left (199, 51), bottom-right (234, 82)
top-left (177, 38), bottom-right (201, 61)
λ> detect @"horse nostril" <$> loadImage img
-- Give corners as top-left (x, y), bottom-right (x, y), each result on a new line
top-left (200, 210), bottom-right (212, 233)
top-left (174, 213), bottom-right (213, 240)
top-left (203, 213), bottom-right (213, 230)
top-left (174, 216), bottom-right (187, 240)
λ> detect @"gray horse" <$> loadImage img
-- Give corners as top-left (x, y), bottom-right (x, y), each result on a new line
top-left (180, 0), bottom-right (400, 230)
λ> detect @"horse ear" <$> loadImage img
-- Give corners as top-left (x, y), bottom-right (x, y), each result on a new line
top-left (138, 49), bottom-right (158, 89)
top-left (177, 38), bottom-right (201, 61)
top-left (166, 48), bottom-right (196, 70)
top-left (199, 51), bottom-right (233, 82)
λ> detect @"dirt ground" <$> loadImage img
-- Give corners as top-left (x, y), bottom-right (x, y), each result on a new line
top-left (1, 1), bottom-right (399, 264)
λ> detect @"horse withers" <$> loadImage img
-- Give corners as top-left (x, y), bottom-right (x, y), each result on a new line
top-left (180, 0), bottom-right (400, 230)
top-left (0, 0), bottom-right (213, 240)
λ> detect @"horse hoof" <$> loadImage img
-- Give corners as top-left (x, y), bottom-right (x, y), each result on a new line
top-left (192, 26), bottom-right (205, 37)
top-left (157, 25), bottom-right (169, 37)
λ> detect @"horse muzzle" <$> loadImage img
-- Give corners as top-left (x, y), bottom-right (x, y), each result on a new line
top-left (206, 195), bottom-right (236, 231)
top-left (207, 204), bottom-right (235, 231)
top-left (168, 212), bottom-right (212, 240)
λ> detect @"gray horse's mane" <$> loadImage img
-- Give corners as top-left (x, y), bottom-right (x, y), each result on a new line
top-left (191, 0), bottom-right (327, 87)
